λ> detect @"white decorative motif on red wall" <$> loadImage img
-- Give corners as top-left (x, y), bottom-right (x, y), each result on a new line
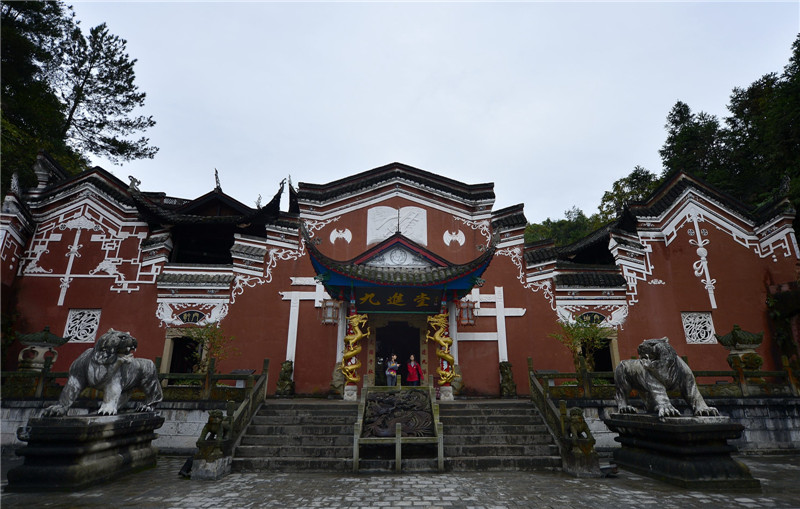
top-left (453, 217), bottom-right (491, 247)
top-left (19, 200), bottom-right (158, 305)
top-left (64, 309), bottom-right (102, 343)
top-left (496, 246), bottom-right (556, 309)
top-left (681, 312), bottom-right (717, 344)
top-left (443, 230), bottom-right (465, 247)
top-left (367, 206), bottom-right (427, 245)
top-left (156, 302), bottom-right (229, 327)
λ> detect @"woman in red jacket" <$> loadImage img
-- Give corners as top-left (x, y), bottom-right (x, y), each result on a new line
top-left (406, 354), bottom-right (424, 386)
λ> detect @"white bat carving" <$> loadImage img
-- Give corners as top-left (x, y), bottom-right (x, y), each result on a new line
top-left (330, 228), bottom-right (353, 244)
top-left (443, 229), bottom-right (465, 247)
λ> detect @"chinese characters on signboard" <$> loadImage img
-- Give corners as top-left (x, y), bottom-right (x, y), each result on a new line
top-left (354, 288), bottom-right (443, 313)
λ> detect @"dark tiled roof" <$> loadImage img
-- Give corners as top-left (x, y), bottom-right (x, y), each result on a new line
top-left (141, 233), bottom-right (171, 249)
top-left (629, 172), bottom-right (754, 221)
top-left (297, 162), bottom-right (495, 202)
top-left (130, 181), bottom-right (285, 226)
top-left (555, 272), bottom-right (627, 288)
top-left (231, 243), bottom-right (267, 259)
top-left (554, 261), bottom-right (626, 288)
top-left (156, 272), bottom-right (236, 286)
top-left (524, 245), bottom-right (561, 265)
top-left (305, 227), bottom-right (496, 287)
top-left (559, 222), bottom-right (616, 257)
top-left (492, 204), bottom-right (527, 230)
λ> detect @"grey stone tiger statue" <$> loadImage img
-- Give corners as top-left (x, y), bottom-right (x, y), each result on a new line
top-left (43, 329), bottom-right (162, 416)
top-left (614, 337), bottom-right (719, 418)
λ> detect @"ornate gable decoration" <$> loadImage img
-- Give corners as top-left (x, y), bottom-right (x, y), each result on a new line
top-left (363, 245), bottom-right (435, 268)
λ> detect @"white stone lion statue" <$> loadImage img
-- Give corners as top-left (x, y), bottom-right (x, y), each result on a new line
top-left (43, 329), bottom-right (163, 416)
top-left (614, 337), bottom-right (719, 418)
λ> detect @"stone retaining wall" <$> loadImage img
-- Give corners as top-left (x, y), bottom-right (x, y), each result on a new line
top-left (1, 400), bottom-right (226, 456)
top-left (567, 397), bottom-right (800, 454)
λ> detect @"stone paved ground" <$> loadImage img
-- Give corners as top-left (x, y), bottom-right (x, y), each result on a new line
top-left (2, 455), bottom-right (799, 509)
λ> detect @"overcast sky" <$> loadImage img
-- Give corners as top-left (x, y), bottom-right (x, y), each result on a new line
top-left (72, 1), bottom-right (798, 224)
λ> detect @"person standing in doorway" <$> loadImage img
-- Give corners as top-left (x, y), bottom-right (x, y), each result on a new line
top-left (406, 354), bottom-right (423, 386)
top-left (385, 354), bottom-right (399, 387)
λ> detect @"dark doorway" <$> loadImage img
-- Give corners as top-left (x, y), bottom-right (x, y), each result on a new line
top-left (169, 336), bottom-right (199, 374)
top-left (592, 342), bottom-right (613, 372)
top-left (376, 321), bottom-right (420, 386)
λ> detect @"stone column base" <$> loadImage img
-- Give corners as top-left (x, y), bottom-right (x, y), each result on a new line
top-left (343, 385), bottom-right (358, 401)
top-left (439, 386), bottom-right (454, 401)
top-left (192, 456), bottom-right (232, 480)
top-left (603, 413), bottom-right (761, 490)
top-left (7, 412), bottom-right (164, 492)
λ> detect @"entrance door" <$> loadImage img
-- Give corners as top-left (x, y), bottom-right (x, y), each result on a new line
top-left (376, 321), bottom-right (420, 386)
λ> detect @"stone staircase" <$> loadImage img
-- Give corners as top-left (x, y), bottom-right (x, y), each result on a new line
top-left (232, 398), bottom-right (562, 473)
top-left (439, 399), bottom-right (561, 471)
top-left (232, 399), bottom-right (357, 472)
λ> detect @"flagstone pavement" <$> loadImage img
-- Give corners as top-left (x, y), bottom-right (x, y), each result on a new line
top-left (2, 454), bottom-right (799, 508)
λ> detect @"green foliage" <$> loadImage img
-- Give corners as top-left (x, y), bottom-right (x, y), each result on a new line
top-left (659, 34), bottom-right (800, 224)
top-left (185, 323), bottom-right (239, 374)
top-left (549, 316), bottom-right (613, 372)
top-left (1, 1), bottom-right (156, 197)
top-left (525, 206), bottom-right (606, 246)
top-left (597, 166), bottom-right (661, 222)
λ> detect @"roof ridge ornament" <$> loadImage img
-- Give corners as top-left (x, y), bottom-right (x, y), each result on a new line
top-left (214, 169), bottom-right (222, 192)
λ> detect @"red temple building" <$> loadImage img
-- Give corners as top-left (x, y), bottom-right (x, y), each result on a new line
top-left (2, 154), bottom-right (798, 397)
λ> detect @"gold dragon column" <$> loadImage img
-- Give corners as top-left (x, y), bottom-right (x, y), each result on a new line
top-left (340, 302), bottom-right (370, 401)
top-left (426, 311), bottom-right (459, 401)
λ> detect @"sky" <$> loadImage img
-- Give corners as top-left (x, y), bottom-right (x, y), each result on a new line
top-left (71, 1), bottom-right (799, 224)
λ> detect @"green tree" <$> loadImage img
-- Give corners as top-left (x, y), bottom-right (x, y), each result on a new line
top-left (549, 316), bottom-right (613, 372)
top-left (57, 22), bottom-right (157, 163)
top-left (597, 166), bottom-right (661, 222)
top-left (185, 323), bottom-right (238, 374)
top-left (659, 101), bottom-right (727, 188)
top-left (1, 1), bottom-right (83, 194)
top-left (1, 1), bottom-right (157, 197)
top-left (525, 207), bottom-right (605, 246)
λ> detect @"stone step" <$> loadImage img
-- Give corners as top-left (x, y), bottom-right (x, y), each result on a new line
top-left (235, 445), bottom-right (352, 458)
top-left (439, 424), bottom-right (549, 435)
top-left (244, 424), bottom-right (353, 436)
top-left (439, 415), bottom-right (539, 426)
top-left (232, 457), bottom-right (353, 473)
top-left (438, 400), bottom-right (534, 409)
top-left (251, 415), bottom-right (355, 425)
top-left (240, 434), bottom-right (353, 447)
top-left (442, 433), bottom-right (554, 446)
top-left (447, 455), bottom-right (562, 471)
top-left (356, 458), bottom-right (440, 473)
top-left (437, 407), bottom-right (539, 416)
top-left (443, 444), bottom-right (559, 457)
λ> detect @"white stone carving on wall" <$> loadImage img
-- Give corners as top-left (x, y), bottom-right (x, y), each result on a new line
top-left (364, 246), bottom-right (433, 268)
top-left (687, 213), bottom-right (717, 309)
top-left (64, 309), bottom-right (102, 343)
top-left (18, 201), bottom-right (159, 305)
top-left (443, 230), bottom-right (465, 247)
top-left (453, 217), bottom-right (492, 246)
top-left (555, 304), bottom-right (628, 329)
top-left (681, 312), bottom-right (717, 344)
top-left (156, 302), bottom-right (229, 327)
top-left (329, 228), bottom-right (352, 244)
top-left (496, 246), bottom-right (556, 310)
top-left (367, 206), bottom-right (427, 245)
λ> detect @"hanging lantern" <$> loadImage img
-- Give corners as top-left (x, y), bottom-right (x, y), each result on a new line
top-left (457, 299), bottom-right (477, 326)
top-left (319, 299), bottom-right (340, 325)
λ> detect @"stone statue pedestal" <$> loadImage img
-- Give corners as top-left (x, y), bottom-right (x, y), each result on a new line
top-left (603, 413), bottom-right (760, 490)
top-left (438, 386), bottom-right (454, 401)
top-left (7, 412), bottom-right (164, 492)
top-left (343, 385), bottom-right (358, 401)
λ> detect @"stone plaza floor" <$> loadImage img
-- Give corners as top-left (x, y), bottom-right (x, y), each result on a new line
top-left (2, 454), bottom-right (799, 508)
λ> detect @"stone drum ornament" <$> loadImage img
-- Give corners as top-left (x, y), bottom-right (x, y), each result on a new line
top-left (43, 329), bottom-right (162, 416)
